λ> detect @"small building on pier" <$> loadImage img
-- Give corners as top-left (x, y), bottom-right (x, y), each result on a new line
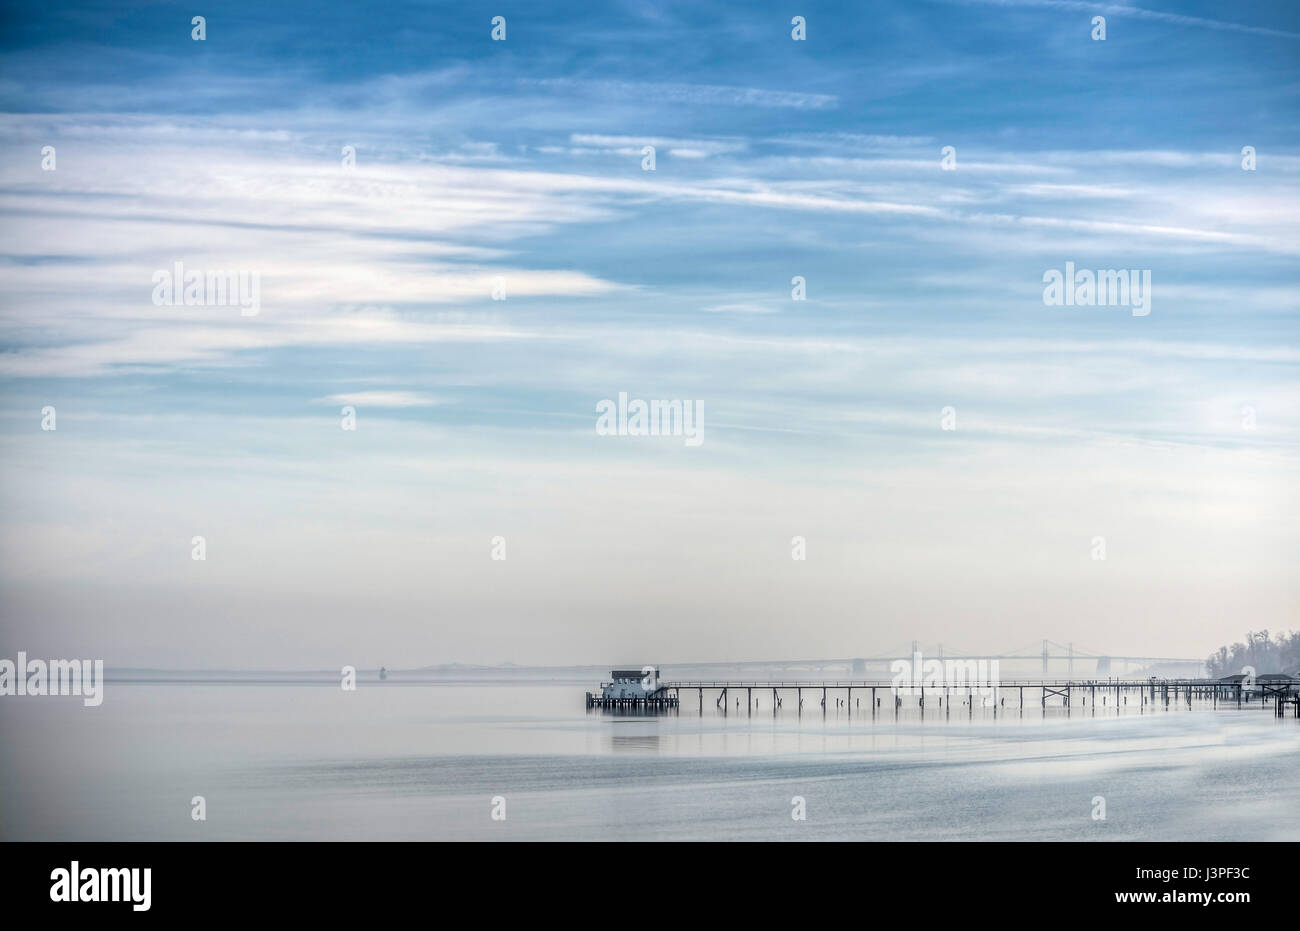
top-left (601, 668), bottom-right (664, 701)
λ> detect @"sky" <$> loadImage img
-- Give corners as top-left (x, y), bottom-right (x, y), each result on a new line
top-left (0, 0), bottom-right (1297, 669)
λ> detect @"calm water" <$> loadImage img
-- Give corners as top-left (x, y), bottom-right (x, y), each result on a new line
top-left (2, 683), bottom-right (1298, 841)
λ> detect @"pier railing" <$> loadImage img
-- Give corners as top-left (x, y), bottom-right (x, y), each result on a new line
top-left (662, 678), bottom-right (1271, 688)
top-left (633, 677), bottom-right (1299, 718)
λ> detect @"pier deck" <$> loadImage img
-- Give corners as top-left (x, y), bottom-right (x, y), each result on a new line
top-left (585, 678), bottom-right (1300, 717)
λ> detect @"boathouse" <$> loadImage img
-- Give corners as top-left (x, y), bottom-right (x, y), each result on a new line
top-left (602, 668), bottom-right (662, 700)
top-left (586, 668), bottom-right (677, 708)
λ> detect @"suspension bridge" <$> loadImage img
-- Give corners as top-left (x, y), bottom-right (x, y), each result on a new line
top-left (651, 639), bottom-right (1204, 679)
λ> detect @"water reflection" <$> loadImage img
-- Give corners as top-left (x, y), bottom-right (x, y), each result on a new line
top-left (609, 733), bottom-right (662, 753)
top-left (587, 704), bottom-right (677, 718)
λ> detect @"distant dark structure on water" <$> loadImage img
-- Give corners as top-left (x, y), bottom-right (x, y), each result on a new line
top-left (586, 668), bottom-right (677, 709)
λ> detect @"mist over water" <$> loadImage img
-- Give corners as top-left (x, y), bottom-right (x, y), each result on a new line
top-left (3, 683), bottom-right (1297, 841)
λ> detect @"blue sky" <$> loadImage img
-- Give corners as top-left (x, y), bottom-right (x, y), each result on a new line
top-left (0, 0), bottom-right (1297, 668)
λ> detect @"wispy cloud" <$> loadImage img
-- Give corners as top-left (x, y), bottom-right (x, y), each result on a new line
top-left (701, 303), bottom-right (778, 315)
top-left (318, 391), bottom-right (442, 408)
top-left (940, 0), bottom-right (1300, 40)
top-left (521, 78), bottom-right (839, 110)
top-left (568, 133), bottom-right (747, 158)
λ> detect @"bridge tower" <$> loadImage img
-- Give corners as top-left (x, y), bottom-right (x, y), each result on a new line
top-left (1042, 639), bottom-right (1049, 677)
top-left (1068, 642), bottom-right (1073, 678)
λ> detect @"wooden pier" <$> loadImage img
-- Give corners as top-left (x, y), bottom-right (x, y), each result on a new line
top-left (585, 692), bottom-right (679, 710)
top-left (584, 678), bottom-right (1300, 718)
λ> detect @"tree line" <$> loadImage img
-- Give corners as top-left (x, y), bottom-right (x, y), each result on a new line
top-left (1205, 630), bottom-right (1300, 678)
